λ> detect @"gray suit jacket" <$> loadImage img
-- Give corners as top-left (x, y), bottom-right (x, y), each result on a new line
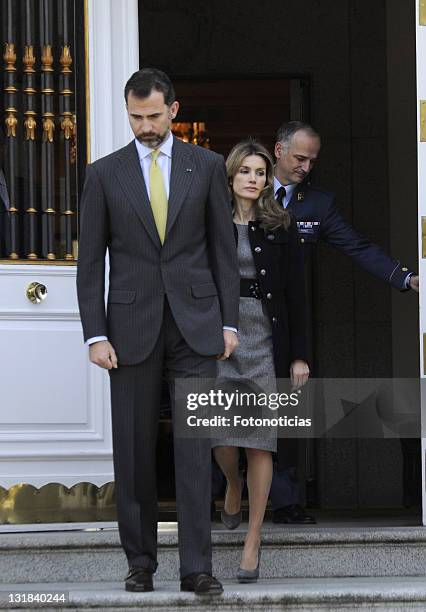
top-left (77, 136), bottom-right (239, 365)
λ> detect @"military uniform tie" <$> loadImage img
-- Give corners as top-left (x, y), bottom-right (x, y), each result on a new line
top-left (149, 149), bottom-right (168, 243)
top-left (276, 186), bottom-right (287, 208)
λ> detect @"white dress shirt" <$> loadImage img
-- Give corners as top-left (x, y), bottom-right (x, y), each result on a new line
top-left (87, 132), bottom-right (236, 346)
top-left (135, 131), bottom-right (173, 199)
top-left (273, 176), bottom-right (296, 207)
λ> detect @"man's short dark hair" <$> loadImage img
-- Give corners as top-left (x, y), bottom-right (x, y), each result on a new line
top-left (276, 121), bottom-right (320, 151)
top-left (124, 68), bottom-right (175, 105)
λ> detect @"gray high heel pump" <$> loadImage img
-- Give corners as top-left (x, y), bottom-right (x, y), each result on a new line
top-left (220, 475), bottom-right (244, 530)
top-left (237, 548), bottom-right (261, 583)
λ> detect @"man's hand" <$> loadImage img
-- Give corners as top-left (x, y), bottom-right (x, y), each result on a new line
top-left (409, 275), bottom-right (419, 292)
top-left (217, 330), bottom-right (239, 361)
top-left (89, 340), bottom-right (118, 370)
top-left (290, 359), bottom-right (309, 390)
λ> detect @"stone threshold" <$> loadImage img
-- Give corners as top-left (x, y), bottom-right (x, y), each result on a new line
top-left (3, 577), bottom-right (426, 610)
top-left (1, 522), bottom-right (426, 550)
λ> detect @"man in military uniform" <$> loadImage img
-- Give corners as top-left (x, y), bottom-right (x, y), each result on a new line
top-left (271, 121), bottom-right (418, 524)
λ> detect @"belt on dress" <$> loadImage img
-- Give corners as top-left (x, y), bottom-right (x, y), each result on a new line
top-left (240, 278), bottom-right (262, 299)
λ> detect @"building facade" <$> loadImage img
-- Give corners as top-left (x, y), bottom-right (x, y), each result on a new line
top-left (0, 0), bottom-right (425, 525)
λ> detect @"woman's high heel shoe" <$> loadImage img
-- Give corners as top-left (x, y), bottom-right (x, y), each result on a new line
top-left (237, 548), bottom-right (261, 583)
top-left (220, 475), bottom-right (244, 530)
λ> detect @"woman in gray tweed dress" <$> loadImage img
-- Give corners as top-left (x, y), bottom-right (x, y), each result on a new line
top-left (212, 139), bottom-right (309, 582)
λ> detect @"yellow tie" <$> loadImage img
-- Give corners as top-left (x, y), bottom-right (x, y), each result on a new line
top-left (149, 149), bottom-right (168, 243)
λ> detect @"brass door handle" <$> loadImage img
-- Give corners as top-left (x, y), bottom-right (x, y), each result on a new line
top-left (26, 282), bottom-right (47, 303)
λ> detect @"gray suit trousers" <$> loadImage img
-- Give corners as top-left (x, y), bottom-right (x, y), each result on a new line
top-left (109, 298), bottom-right (216, 578)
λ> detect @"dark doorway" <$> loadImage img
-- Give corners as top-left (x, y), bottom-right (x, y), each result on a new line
top-left (139, 0), bottom-right (420, 519)
top-left (172, 77), bottom-right (309, 155)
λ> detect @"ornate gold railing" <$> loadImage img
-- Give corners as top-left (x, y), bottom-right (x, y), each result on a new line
top-left (1, 0), bottom-right (85, 262)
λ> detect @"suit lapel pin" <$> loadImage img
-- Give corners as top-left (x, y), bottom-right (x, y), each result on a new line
top-left (297, 192), bottom-right (305, 201)
top-left (186, 168), bottom-right (192, 173)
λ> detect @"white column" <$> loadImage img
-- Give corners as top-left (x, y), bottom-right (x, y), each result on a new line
top-left (87, 0), bottom-right (139, 161)
top-left (86, 0), bottom-right (140, 478)
top-left (83, 0), bottom-right (139, 484)
top-left (415, 0), bottom-right (426, 525)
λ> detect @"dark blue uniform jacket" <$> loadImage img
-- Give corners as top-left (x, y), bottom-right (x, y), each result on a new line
top-left (287, 181), bottom-right (412, 290)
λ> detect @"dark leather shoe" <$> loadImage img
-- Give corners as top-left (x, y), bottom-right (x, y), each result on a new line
top-left (272, 504), bottom-right (316, 524)
top-left (125, 567), bottom-right (154, 592)
top-left (180, 572), bottom-right (223, 595)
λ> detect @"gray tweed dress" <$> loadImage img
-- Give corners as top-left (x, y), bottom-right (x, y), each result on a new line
top-left (212, 223), bottom-right (277, 452)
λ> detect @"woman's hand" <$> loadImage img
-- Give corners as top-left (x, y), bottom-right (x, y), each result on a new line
top-left (290, 359), bottom-right (309, 390)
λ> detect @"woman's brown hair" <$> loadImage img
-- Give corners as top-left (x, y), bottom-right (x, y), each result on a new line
top-left (226, 139), bottom-right (291, 230)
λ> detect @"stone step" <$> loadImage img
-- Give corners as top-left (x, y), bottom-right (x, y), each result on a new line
top-left (2, 577), bottom-right (426, 611)
top-left (2, 522), bottom-right (426, 585)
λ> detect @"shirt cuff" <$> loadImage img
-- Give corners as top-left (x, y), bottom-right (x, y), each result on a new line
top-left (86, 336), bottom-right (108, 346)
top-left (404, 273), bottom-right (413, 289)
top-left (223, 326), bottom-right (238, 334)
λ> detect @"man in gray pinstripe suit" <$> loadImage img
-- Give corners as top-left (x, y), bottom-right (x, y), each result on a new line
top-left (77, 69), bottom-right (239, 595)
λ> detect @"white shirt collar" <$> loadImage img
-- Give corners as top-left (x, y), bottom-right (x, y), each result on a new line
top-left (135, 130), bottom-right (174, 161)
top-left (273, 176), bottom-right (297, 200)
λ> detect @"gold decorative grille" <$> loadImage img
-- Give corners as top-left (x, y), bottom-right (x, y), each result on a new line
top-left (0, 0), bottom-right (87, 262)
